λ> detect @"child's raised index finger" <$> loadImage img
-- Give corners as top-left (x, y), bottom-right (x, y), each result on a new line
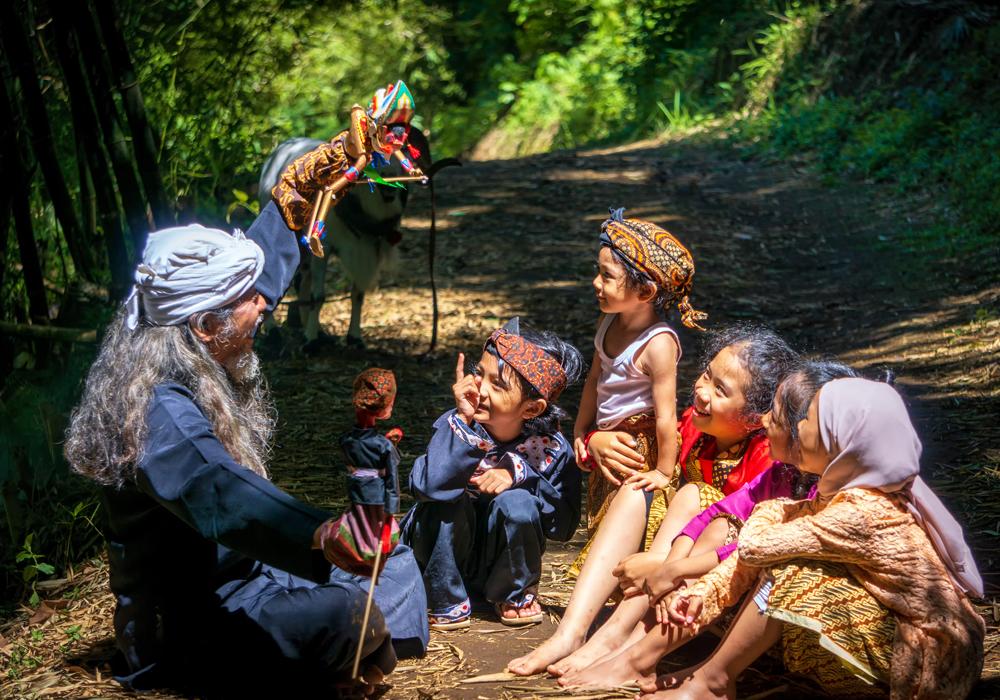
top-left (455, 353), bottom-right (465, 383)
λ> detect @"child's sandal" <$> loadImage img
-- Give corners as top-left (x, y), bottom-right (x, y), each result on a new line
top-left (495, 594), bottom-right (544, 627)
top-left (429, 601), bottom-right (472, 631)
top-left (429, 616), bottom-right (471, 631)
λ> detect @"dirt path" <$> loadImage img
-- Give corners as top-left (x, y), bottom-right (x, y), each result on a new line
top-left (2, 137), bottom-right (998, 699)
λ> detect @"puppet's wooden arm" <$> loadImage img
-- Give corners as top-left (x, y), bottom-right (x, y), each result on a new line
top-left (304, 152), bottom-right (370, 257)
top-left (393, 148), bottom-right (426, 180)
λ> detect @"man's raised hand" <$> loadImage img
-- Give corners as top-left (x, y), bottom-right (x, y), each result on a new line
top-left (453, 353), bottom-right (481, 425)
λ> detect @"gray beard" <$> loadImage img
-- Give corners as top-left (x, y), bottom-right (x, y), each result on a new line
top-left (224, 346), bottom-right (261, 383)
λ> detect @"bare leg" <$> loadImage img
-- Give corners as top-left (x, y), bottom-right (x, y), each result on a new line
top-left (637, 594), bottom-right (783, 700)
top-left (550, 484), bottom-right (704, 677)
top-left (507, 486), bottom-right (648, 676)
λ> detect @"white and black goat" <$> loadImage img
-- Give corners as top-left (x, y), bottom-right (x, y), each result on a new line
top-left (258, 130), bottom-right (458, 349)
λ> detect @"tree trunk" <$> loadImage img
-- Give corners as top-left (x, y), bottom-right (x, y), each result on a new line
top-left (0, 4), bottom-right (94, 282)
top-left (66, 0), bottom-right (152, 255)
top-left (77, 141), bottom-right (97, 243)
top-left (92, 0), bottom-right (173, 230)
top-left (52, 12), bottom-right (133, 299)
top-left (0, 80), bottom-right (50, 325)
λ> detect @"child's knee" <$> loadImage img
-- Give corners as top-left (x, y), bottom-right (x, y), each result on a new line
top-left (675, 482), bottom-right (701, 507)
top-left (492, 489), bottom-right (541, 526)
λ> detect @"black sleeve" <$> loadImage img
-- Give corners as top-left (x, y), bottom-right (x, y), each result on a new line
top-left (245, 200), bottom-right (301, 311)
top-left (135, 385), bottom-right (332, 582)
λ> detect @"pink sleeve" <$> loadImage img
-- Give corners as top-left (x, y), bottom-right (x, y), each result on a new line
top-left (676, 463), bottom-right (791, 549)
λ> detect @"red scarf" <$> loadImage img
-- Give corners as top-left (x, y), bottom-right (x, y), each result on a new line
top-left (676, 406), bottom-right (774, 495)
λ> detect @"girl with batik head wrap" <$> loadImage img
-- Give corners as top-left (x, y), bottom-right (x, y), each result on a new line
top-left (651, 378), bottom-right (985, 700)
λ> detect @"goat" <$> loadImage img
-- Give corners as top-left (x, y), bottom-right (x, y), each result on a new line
top-left (258, 129), bottom-right (457, 349)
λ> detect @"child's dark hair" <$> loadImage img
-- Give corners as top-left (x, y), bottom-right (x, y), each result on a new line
top-left (600, 243), bottom-right (675, 310)
top-left (483, 329), bottom-right (585, 436)
top-left (698, 323), bottom-right (800, 421)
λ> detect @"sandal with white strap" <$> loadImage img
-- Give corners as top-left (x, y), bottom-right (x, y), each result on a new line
top-left (495, 593), bottom-right (544, 626)
top-left (429, 600), bottom-right (472, 631)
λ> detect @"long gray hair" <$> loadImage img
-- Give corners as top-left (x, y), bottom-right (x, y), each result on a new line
top-left (65, 304), bottom-right (274, 487)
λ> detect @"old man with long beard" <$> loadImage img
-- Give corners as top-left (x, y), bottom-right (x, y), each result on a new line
top-left (64, 164), bottom-right (427, 696)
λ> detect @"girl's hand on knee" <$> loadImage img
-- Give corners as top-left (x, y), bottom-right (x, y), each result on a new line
top-left (642, 562), bottom-right (680, 605)
top-left (666, 592), bottom-right (702, 628)
top-left (613, 552), bottom-right (664, 596)
top-left (624, 468), bottom-right (672, 492)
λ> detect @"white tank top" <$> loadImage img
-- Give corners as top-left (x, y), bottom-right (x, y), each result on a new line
top-left (594, 313), bottom-right (681, 430)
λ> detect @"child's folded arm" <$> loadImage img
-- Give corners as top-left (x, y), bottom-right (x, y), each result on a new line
top-left (409, 410), bottom-right (495, 503)
top-left (737, 493), bottom-right (880, 567)
top-left (676, 468), bottom-right (771, 550)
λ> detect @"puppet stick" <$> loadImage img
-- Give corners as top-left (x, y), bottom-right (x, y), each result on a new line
top-left (308, 188), bottom-right (335, 258)
top-left (427, 176), bottom-right (439, 354)
top-left (305, 189), bottom-right (323, 242)
top-left (351, 519), bottom-right (392, 680)
top-left (358, 175), bottom-right (429, 184)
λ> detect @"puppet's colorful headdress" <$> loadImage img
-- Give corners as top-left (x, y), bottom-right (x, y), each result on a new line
top-left (367, 80), bottom-right (415, 129)
top-left (486, 318), bottom-right (567, 402)
top-left (600, 207), bottom-right (707, 330)
top-left (353, 368), bottom-right (397, 413)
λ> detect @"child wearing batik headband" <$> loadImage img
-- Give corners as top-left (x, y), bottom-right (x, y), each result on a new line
top-left (401, 318), bottom-right (584, 630)
top-left (572, 207), bottom-right (705, 559)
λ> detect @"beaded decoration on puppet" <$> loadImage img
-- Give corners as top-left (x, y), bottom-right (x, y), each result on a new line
top-left (271, 80), bottom-right (427, 257)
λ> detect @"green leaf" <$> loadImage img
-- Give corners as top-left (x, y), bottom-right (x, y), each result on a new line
top-left (37, 563), bottom-right (55, 575)
top-left (15, 552), bottom-right (30, 563)
top-left (29, 591), bottom-right (39, 607)
top-left (24, 533), bottom-right (33, 548)
top-left (232, 188), bottom-right (249, 203)
top-left (23, 565), bottom-right (37, 582)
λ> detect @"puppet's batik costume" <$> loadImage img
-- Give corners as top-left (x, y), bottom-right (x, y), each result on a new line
top-left (401, 322), bottom-right (581, 628)
top-left (684, 380), bottom-right (984, 700)
top-left (572, 406), bottom-right (773, 574)
top-left (271, 80), bottom-right (423, 253)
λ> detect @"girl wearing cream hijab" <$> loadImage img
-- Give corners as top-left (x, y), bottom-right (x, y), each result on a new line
top-left (644, 378), bottom-right (984, 700)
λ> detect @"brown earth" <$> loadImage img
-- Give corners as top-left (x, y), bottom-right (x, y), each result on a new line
top-left (2, 135), bottom-right (998, 699)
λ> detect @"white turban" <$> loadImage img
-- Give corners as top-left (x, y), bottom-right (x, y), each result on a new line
top-left (125, 224), bottom-right (265, 330)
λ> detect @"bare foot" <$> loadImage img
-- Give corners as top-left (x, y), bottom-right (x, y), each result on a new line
top-left (559, 647), bottom-right (655, 688)
top-left (546, 621), bottom-right (631, 677)
top-left (501, 599), bottom-right (543, 620)
top-left (507, 630), bottom-right (585, 676)
top-left (637, 669), bottom-right (734, 700)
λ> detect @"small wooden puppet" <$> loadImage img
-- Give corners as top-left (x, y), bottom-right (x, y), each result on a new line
top-left (271, 80), bottom-right (426, 257)
top-left (317, 369), bottom-right (403, 578)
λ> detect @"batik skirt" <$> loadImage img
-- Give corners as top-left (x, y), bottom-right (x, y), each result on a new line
top-left (758, 559), bottom-right (895, 699)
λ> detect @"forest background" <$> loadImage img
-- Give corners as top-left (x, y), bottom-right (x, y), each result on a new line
top-left (2, 0), bottom-right (999, 607)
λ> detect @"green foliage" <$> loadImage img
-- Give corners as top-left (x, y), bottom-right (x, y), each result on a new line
top-left (16, 533), bottom-right (55, 607)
